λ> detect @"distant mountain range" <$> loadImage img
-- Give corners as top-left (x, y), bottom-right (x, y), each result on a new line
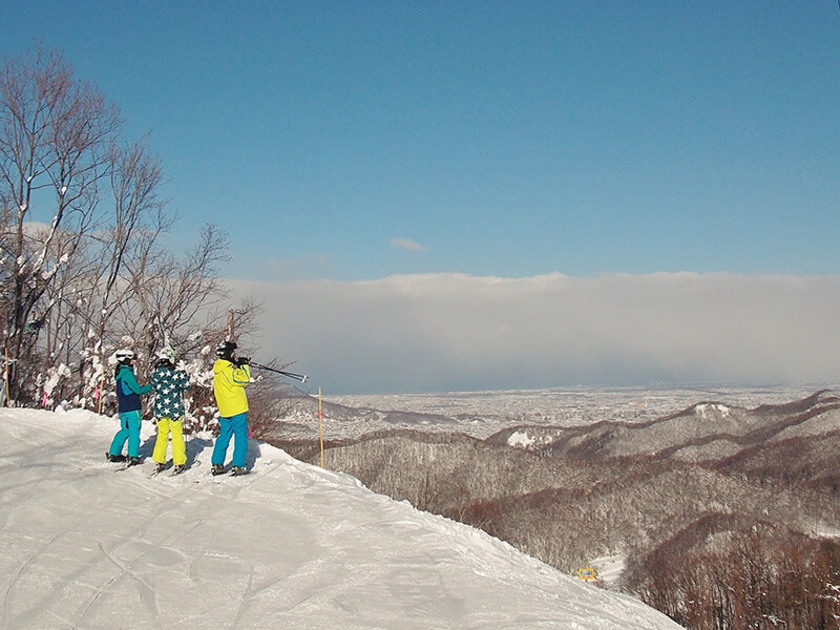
top-left (488, 389), bottom-right (840, 461)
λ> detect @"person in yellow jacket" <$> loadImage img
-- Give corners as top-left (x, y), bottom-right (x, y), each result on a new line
top-left (211, 340), bottom-right (251, 476)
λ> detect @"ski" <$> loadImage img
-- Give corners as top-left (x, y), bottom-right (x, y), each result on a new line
top-left (148, 462), bottom-right (170, 478)
top-left (209, 464), bottom-right (252, 479)
top-left (114, 458), bottom-right (144, 473)
top-left (249, 361), bottom-right (308, 383)
top-left (171, 461), bottom-right (200, 476)
top-left (143, 460), bottom-right (201, 478)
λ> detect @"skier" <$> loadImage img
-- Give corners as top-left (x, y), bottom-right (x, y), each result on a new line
top-left (106, 349), bottom-right (152, 465)
top-left (150, 346), bottom-right (191, 474)
top-left (211, 340), bottom-right (251, 476)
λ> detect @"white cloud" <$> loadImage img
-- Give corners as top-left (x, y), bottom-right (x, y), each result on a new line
top-left (232, 272), bottom-right (840, 394)
top-left (389, 237), bottom-right (427, 252)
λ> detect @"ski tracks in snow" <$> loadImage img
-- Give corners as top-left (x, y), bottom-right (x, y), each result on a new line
top-left (0, 408), bottom-right (681, 629)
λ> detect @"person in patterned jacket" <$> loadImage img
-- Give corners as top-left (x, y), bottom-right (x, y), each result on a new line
top-left (150, 346), bottom-right (191, 474)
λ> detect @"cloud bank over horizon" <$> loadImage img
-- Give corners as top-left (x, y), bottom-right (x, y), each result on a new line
top-left (235, 272), bottom-right (840, 395)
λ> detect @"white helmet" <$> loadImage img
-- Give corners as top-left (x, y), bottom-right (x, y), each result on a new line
top-left (115, 348), bottom-right (135, 363)
top-left (157, 346), bottom-right (176, 362)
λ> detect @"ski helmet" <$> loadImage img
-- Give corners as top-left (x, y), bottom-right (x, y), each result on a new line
top-left (215, 340), bottom-right (237, 360)
top-left (115, 348), bottom-right (135, 363)
top-left (157, 346), bottom-right (176, 363)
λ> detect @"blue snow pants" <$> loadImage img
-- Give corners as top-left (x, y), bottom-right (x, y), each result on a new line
top-left (109, 410), bottom-right (142, 458)
top-left (212, 412), bottom-right (248, 467)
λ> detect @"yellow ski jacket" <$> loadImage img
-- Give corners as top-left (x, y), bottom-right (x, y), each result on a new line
top-left (213, 359), bottom-right (251, 418)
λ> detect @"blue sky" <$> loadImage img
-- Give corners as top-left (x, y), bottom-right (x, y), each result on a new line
top-left (4, 2), bottom-right (840, 393)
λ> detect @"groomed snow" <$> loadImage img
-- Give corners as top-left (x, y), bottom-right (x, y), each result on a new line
top-left (0, 408), bottom-right (679, 629)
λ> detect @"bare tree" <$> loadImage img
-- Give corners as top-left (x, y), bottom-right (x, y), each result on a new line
top-left (71, 136), bottom-right (171, 405)
top-left (0, 46), bottom-right (120, 402)
top-left (0, 46), bottom-right (248, 413)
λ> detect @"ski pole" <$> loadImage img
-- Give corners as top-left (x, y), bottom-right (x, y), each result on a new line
top-left (249, 361), bottom-right (309, 383)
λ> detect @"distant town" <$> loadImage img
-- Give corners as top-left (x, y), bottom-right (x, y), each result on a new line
top-left (284, 384), bottom-right (832, 440)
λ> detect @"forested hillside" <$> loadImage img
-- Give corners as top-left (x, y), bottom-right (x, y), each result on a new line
top-left (267, 390), bottom-right (840, 629)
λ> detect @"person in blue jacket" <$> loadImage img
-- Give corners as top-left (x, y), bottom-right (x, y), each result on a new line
top-left (106, 349), bottom-right (152, 465)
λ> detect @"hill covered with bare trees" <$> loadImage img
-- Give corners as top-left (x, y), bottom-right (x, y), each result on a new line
top-left (267, 389), bottom-right (840, 629)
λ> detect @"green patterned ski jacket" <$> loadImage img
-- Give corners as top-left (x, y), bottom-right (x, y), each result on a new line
top-left (150, 364), bottom-right (190, 419)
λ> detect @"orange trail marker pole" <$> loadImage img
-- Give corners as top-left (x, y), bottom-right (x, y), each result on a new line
top-left (3, 347), bottom-right (8, 407)
top-left (318, 387), bottom-right (324, 467)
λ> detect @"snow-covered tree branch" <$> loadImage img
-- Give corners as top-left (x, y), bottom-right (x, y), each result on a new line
top-left (0, 46), bottom-right (251, 416)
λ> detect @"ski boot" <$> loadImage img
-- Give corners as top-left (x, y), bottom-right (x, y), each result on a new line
top-left (173, 464), bottom-right (186, 475)
top-left (155, 462), bottom-right (167, 473)
top-left (231, 466), bottom-right (248, 476)
top-left (106, 452), bottom-right (127, 463)
top-left (126, 456), bottom-right (142, 467)
top-left (211, 463), bottom-right (226, 476)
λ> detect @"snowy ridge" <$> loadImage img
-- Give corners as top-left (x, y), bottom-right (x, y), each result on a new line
top-left (693, 403), bottom-right (731, 420)
top-left (0, 408), bottom-right (678, 629)
top-left (489, 390), bottom-right (840, 462)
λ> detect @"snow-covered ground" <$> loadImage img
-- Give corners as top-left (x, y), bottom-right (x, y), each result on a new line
top-left (0, 407), bottom-right (679, 629)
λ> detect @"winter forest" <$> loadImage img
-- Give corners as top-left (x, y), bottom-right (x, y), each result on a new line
top-left (0, 47), bottom-right (277, 429)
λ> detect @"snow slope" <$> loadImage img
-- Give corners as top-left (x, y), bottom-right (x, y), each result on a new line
top-left (0, 408), bottom-right (679, 629)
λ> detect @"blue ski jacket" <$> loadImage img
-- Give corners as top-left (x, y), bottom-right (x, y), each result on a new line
top-left (116, 364), bottom-right (152, 413)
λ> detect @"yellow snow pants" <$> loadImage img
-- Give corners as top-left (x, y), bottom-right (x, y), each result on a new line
top-left (152, 417), bottom-right (187, 466)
